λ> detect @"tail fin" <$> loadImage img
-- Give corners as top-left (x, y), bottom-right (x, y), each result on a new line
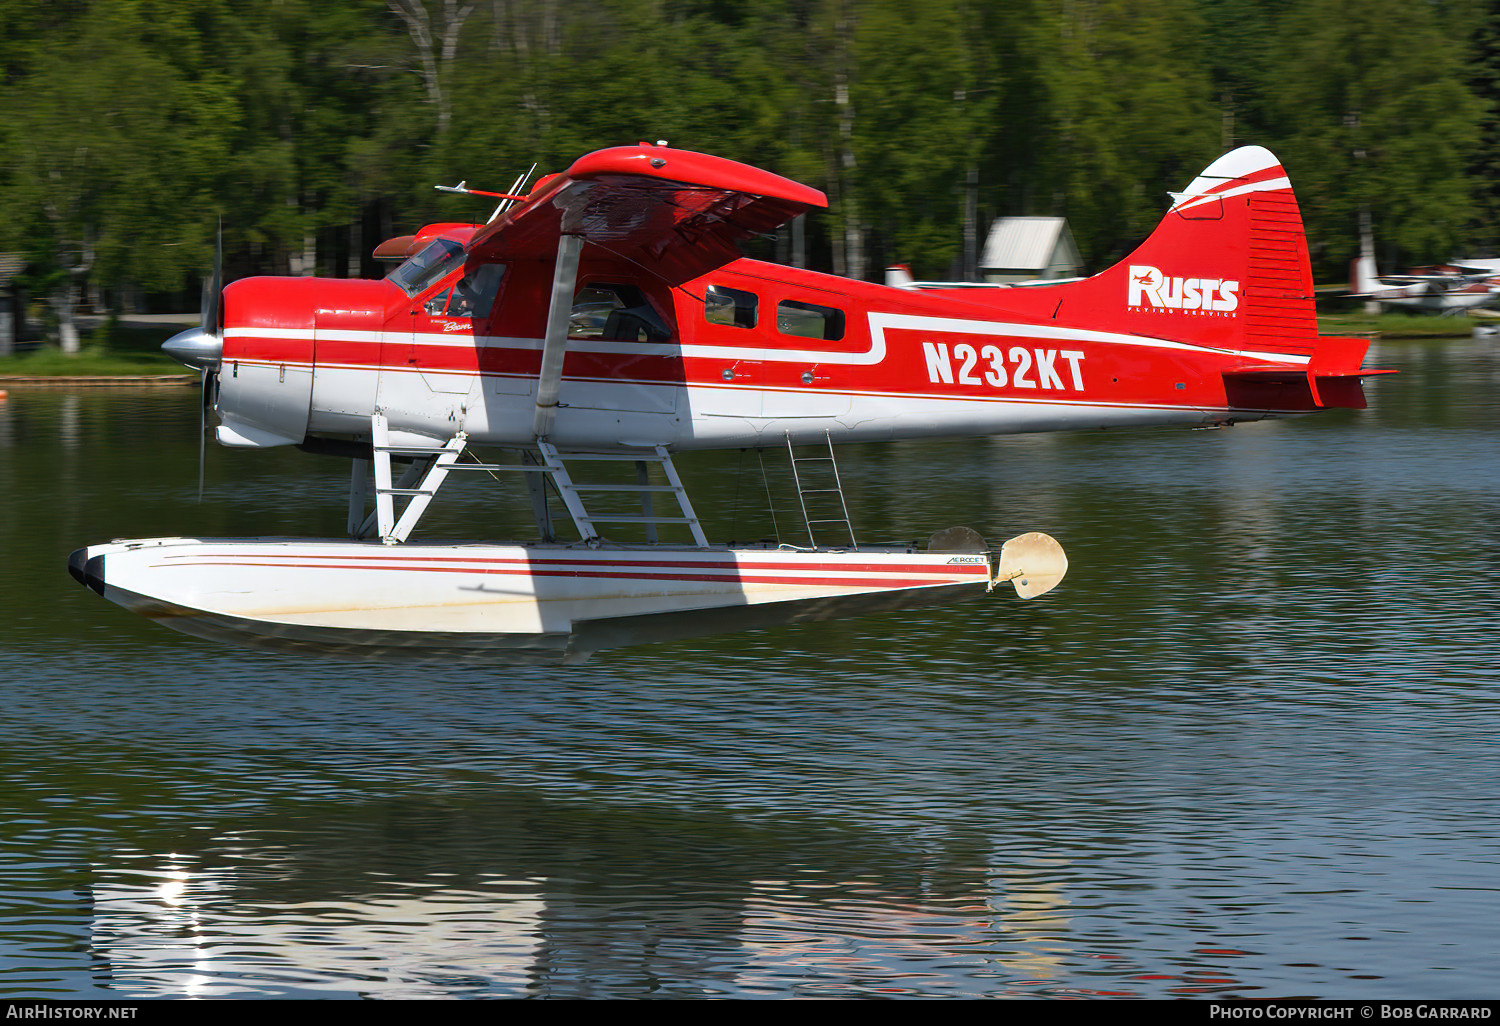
top-left (1349, 234), bottom-right (1382, 296)
top-left (961, 146), bottom-right (1386, 408)
top-left (885, 263), bottom-right (916, 288)
top-left (1056, 146), bottom-right (1320, 358)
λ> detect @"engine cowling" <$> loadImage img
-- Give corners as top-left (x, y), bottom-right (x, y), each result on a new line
top-left (217, 277), bottom-right (401, 448)
top-left (216, 277), bottom-right (317, 447)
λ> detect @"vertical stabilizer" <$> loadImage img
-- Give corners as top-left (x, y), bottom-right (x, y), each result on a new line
top-left (1013, 146), bottom-right (1322, 362)
top-left (885, 264), bottom-right (916, 288)
top-left (1350, 219), bottom-right (1382, 296)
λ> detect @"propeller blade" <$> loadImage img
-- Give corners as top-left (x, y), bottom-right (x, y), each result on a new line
top-left (190, 220), bottom-right (224, 501)
top-left (198, 368), bottom-right (207, 501)
top-left (202, 218), bottom-right (222, 337)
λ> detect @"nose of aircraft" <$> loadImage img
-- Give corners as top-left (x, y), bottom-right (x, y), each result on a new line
top-left (161, 326), bottom-right (223, 370)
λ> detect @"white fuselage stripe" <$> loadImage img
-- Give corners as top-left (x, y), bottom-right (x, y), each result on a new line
top-left (228, 312), bottom-right (1311, 368)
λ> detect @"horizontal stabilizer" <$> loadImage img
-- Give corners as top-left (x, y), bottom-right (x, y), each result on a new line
top-left (1223, 336), bottom-right (1392, 409)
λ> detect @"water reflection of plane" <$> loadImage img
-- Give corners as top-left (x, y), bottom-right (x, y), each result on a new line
top-left (84, 794), bottom-right (1076, 998)
top-left (91, 859), bottom-right (546, 998)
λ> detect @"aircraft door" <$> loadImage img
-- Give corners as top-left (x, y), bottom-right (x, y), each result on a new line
top-left (373, 302), bottom-right (430, 427)
top-left (409, 262), bottom-right (508, 396)
top-left (375, 238), bottom-right (457, 425)
top-left (558, 281), bottom-right (680, 415)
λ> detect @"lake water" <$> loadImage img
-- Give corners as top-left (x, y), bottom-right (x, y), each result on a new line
top-left (1, 336), bottom-right (1497, 999)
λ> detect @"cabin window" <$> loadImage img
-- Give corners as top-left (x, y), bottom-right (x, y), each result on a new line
top-left (568, 283), bottom-right (671, 341)
top-left (777, 299), bottom-right (845, 341)
top-left (704, 284), bottom-right (758, 329)
top-left (388, 237), bottom-right (465, 297)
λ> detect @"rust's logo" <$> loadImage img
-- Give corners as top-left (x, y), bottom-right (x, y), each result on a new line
top-left (1128, 265), bottom-right (1239, 314)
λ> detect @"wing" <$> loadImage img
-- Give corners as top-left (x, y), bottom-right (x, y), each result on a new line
top-left (1445, 266), bottom-right (1500, 287)
top-left (465, 144), bottom-right (825, 441)
top-left (466, 144), bottom-right (827, 284)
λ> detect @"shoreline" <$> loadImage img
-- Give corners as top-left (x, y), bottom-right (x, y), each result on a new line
top-left (0, 375), bottom-right (195, 387)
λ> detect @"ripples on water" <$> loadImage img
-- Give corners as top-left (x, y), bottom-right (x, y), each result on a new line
top-left (1, 339), bottom-right (1498, 998)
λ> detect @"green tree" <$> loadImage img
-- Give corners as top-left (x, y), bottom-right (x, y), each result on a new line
top-left (1195, 0), bottom-right (1293, 151)
top-left (259, 0), bottom-right (408, 276)
top-left (1463, 0), bottom-right (1500, 250)
top-left (1264, 0), bottom-right (1485, 274)
top-left (0, 0), bottom-right (1492, 317)
top-left (0, 0), bottom-right (237, 346)
top-left (1014, 0), bottom-right (1221, 267)
top-left (850, 0), bottom-right (993, 279)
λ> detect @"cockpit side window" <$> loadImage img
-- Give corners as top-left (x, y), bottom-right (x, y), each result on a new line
top-left (423, 288), bottom-right (452, 315)
top-left (388, 238), bottom-right (466, 297)
top-left (424, 262), bottom-right (505, 318)
top-left (450, 263), bottom-right (505, 318)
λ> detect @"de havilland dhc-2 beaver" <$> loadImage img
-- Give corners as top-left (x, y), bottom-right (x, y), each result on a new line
top-left (69, 142), bottom-right (1390, 663)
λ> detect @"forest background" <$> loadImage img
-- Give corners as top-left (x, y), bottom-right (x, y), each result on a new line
top-left (2, 0), bottom-right (1496, 344)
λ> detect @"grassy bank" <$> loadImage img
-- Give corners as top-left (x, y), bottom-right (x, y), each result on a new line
top-left (0, 322), bottom-right (186, 377)
top-left (1314, 309), bottom-right (1486, 339)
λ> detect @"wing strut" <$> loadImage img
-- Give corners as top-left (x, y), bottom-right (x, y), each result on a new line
top-left (533, 233), bottom-right (583, 440)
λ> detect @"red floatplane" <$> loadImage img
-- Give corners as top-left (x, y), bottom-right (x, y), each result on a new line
top-left (70, 142), bottom-right (1386, 662)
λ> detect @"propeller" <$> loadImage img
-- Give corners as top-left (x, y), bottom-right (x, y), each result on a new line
top-left (162, 219), bottom-right (224, 501)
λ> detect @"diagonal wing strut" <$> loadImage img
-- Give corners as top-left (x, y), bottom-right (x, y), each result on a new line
top-left (533, 232), bottom-right (583, 440)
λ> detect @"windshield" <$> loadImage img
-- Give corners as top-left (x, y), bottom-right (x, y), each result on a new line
top-left (387, 238), bottom-right (466, 297)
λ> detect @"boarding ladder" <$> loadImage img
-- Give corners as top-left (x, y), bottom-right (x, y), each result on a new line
top-left (786, 432), bottom-right (857, 550)
top-left (537, 440), bottom-right (709, 548)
